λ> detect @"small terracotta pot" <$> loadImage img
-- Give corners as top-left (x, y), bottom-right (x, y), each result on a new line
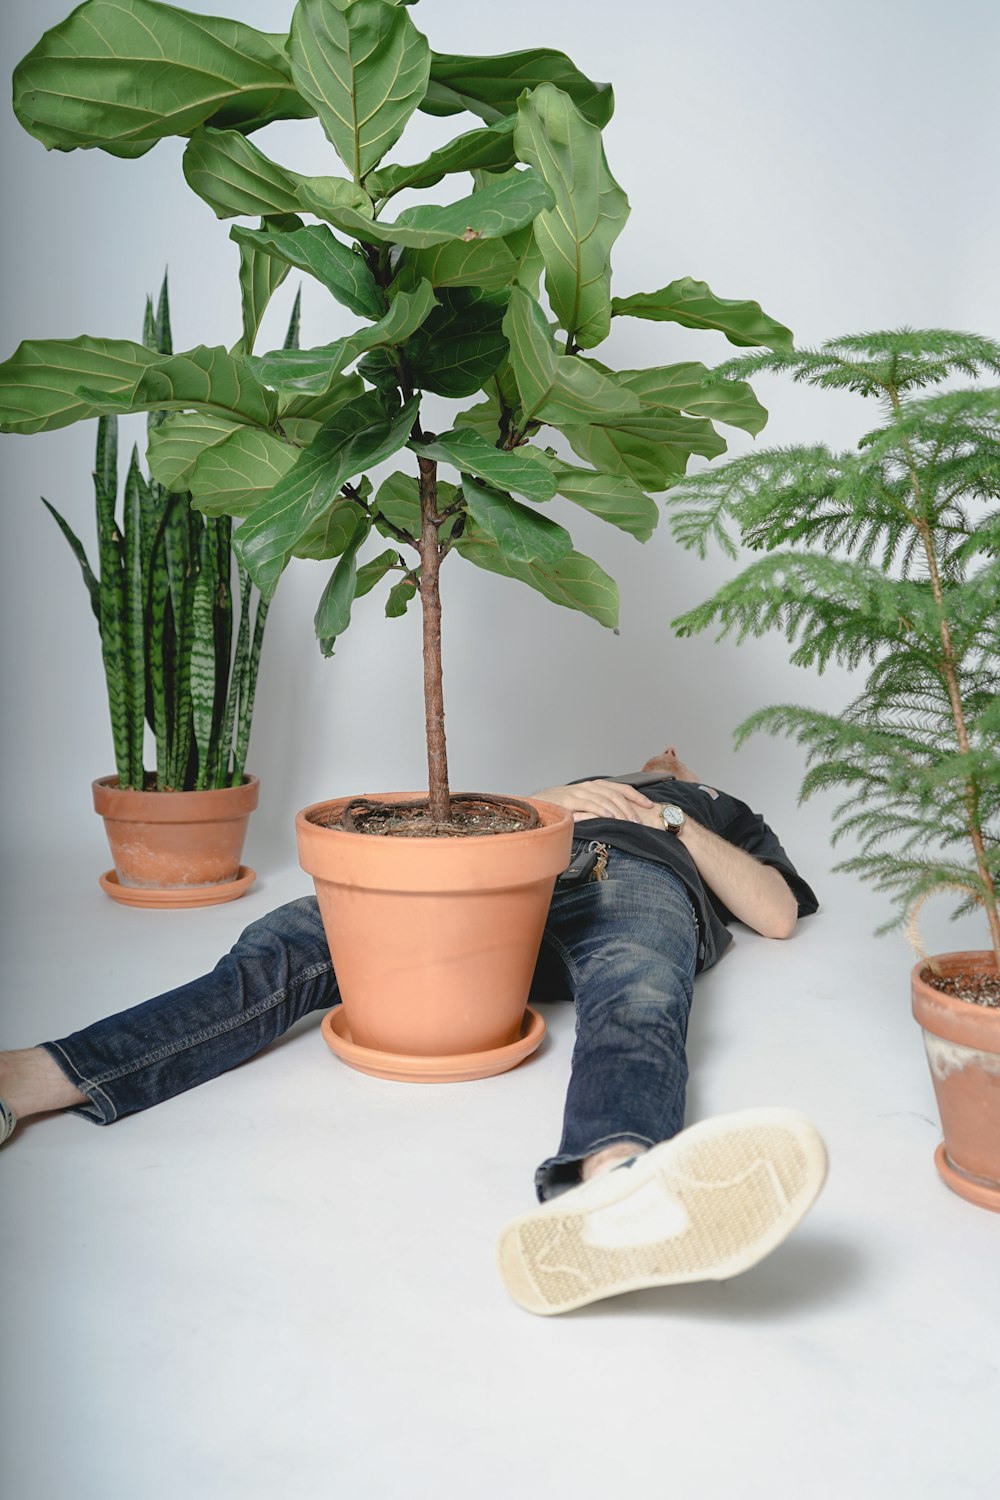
top-left (93, 775), bottom-right (259, 903)
top-left (296, 792), bottom-right (574, 1080)
top-left (911, 950), bottom-right (1000, 1212)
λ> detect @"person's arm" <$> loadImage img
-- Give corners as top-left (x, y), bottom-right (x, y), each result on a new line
top-left (635, 804), bottom-right (798, 940)
top-left (532, 780), bottom-right (655, 822)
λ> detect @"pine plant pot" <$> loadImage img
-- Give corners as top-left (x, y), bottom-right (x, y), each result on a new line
top-left (911, 950), bottom-right (1000, 1212)
top-left (93, 775), bottom-right (259, 908)
top-left (296, 793), bottom-right (574, 1082)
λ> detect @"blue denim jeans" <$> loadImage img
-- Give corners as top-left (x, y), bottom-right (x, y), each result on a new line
top-left (43, 844), bottom-right (698, 1201)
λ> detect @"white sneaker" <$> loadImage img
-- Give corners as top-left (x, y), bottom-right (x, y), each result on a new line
top-left (0, 1098), bottom-right (17, 1146)
top-left (497, 1107), bottom-right (828, 1315)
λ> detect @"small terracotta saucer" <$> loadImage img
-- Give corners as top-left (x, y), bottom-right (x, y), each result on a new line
top-left (99, 865), bottom-right (256, 909)
top-left (934, 1143), bottom-right (1000, 1213)
top-left (320, 1004), bottom-right (546, 1083)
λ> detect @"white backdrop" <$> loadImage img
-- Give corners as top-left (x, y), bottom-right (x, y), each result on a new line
top-left (1, 0), bottom-right (997, 950)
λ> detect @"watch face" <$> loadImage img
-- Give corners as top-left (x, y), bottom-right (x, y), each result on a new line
top-left (660, 803), bottom-right (684, 830)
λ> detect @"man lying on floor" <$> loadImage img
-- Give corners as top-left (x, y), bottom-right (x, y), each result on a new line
top-left (0, 744), bottom-right (825, 1316)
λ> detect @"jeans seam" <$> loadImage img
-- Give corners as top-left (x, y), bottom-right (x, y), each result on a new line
top-left (45, 1042), bottom-right (120, 1123)
top-left (77, 957), bottom-right (336, 1089)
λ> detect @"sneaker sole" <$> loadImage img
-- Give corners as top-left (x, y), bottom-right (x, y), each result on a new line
top-left (497, 1107), bottom-right (828, 1315)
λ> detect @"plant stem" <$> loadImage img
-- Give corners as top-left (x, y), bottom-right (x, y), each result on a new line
top-left (417, 455), bottom-right (451, 822)
top-left (889, 385), bottom-right (1000, 963)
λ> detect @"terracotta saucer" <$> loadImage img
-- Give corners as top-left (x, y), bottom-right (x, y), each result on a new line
top-left (934, 1143), bottom-right (1000, 1213)
top-left (99, 865), bottom-right (256, 909)
top-left (320, 1004), bottom-right (546, 1083)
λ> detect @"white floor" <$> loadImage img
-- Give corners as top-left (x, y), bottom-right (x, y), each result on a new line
top-left (1, 845), bottom-right (997, 1500)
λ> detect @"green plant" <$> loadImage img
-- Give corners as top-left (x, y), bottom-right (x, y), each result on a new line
top-left (42, 272), bottom-right (289, 791)
top-left (663, 329), bottom-right (1000, 965)
top-left (1, 0), bottom-right (794, 826)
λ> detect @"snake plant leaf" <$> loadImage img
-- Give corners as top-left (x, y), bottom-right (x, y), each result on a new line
top-left (284, 287), bottom-right (302, 351)
top-left (289, 0), bottom-right (431, 182)
top-left (514, 84), bottom-right (629, 349)
top-left (502, 286), bottom-right (640, 427)
top-left (230, 223), bottom-right (384, 320)
top-left (234, 393), bottom-right (418, 595)
top-left (251, 280), bottom-right (438, 394)
top-left (40, 499), bottom-right (101, 621)
top-left (367, 116), bottom-right (517, 199)
top-left (611, 277), bottom-right (795, 353)
top-left (614, 362), bottom-right (768, 436)
top-left (421, 49), bottom-right (614, 128)
top-left (385, 576), bottom-right (418, 617)
top-left (372, 470), bottom-right (458, 540)
top-left (147, 413), bottom-right (244, 491)
top-left (395, 236), bottom-right (519, 293)
top-left (396, 287), bottom-right (510, 398)
top-left (233, 214), bottom-right (301, 357)
top-left (562, 410), bottom-right (726, 491)
top-left (460, 475), bottom-right (572, 564)
top-left (182, 127), bottom-right (374, 222)
top-left (122, 449), bottom-right (147, 784)
top-left (182, 428), bottom-right (300, 519)
top-left (541, 459), bottom-right (660, 541)
top-left (313, 511), bottom-right (373, 655)
top-left (191, 527), bottom-right (218, 788)
top-left (12, 0), bottom-right (314, 159)
top-left (455, 522), bottom-right (619, 629)
top-left (0, 337), bottom-right (159, 434)
top-left (411, 428), bottom-right (556, 502)
top-left (77, 345), bottom-right (279, 429)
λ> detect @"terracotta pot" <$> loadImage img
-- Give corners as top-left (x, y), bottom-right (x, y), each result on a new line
top-left (296, 792), bottom-right (574, 1081)
top-left (93, 775), bottom-right (259, 907)
top-left (911, 950), bottom-right (1000, 1212)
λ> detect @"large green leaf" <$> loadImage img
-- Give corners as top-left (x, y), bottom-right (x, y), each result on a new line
top-left (12, 0), bottom-right (314, 158)
top-left (373, 469), bottom-right (457, 540)
top-left (0, 336), bottom-right (158, 434)
top-left (314, 512), bottom-right (373, 654)
top-left (460, 476), bottom-right (572, 564)
top-left (147, 411), bottom-right (243, 490)
top-left (289, 0), bottom-right (431, 182)
top-left (234, 394), bottom-right (418, 595)
top-left (78, 345), bottom-right (278, 429)
top-left (399, 287), bottom-right (509, 397)
top-left (614, 361), bottom-right (768, 436)
top-left (305, 169), bottom-right (554, 249)
top-left (182, 427), bottom-right (300, 518)
top-left (395, 236), bottom-right (519, 293)
top-left (183, 127), bottom-right (374, 222)
top-left (367, 116), bottom-right (517, 199)
top-left (611, 278), bottom-right (794, 353)
top-left (514, 84), bottom-right (629, 349)
top-left (293, 498), bottom-right (368, 563)
top-left (411, 428), bottom-right (556, 501)
top-left (502, 286), bottom-right (640, 427)
top-left (422, 49), bottom-right (614, 128)
top-left (543, 459), bottom-right (659, 541)
top-left (230, 222), bottom-right (384, 319)
top-left (455, 523), bottom-right (619, 628)
top-left (562, 410), bottom-right (725, 491)
top-left (251, 281), bottom-right (438, 395)
top-left (233, 214), bottom-right (300, 356)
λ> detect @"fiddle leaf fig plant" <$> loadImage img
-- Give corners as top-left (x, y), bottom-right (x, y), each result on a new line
top-left (1, 0), bottom-right (793, 827)
top-left (663, 330), bottom-right (1000, 965)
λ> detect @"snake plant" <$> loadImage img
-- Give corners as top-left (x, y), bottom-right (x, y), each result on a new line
top-left (41, 273), bottom-right (295, 791)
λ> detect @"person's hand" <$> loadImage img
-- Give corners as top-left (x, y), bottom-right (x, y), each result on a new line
top-left (531, 781), bottom-right (655, 823)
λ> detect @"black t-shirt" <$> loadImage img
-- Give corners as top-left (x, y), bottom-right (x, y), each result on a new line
top-left (572, 771), bottom-right (819, 973)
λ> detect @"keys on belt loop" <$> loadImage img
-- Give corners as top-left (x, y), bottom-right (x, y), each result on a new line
top-left (588, 841), bottom-right (610, 880)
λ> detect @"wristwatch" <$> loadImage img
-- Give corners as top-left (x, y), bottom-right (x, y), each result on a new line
top-left (659, 803), bottom-right (685, 834)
